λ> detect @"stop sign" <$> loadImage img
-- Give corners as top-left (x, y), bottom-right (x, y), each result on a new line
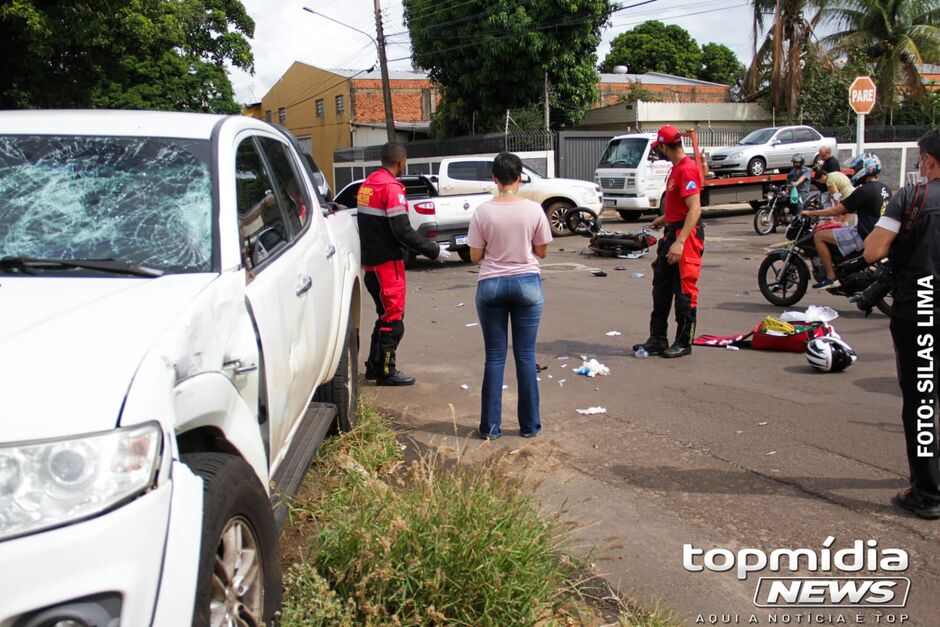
top-left (849, 76), bottom-right (877, 115)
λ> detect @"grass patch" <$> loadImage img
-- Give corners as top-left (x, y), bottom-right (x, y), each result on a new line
top-left (279, 400), bottom-right (678, 626)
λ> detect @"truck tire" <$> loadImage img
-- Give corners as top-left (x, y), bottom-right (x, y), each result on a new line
top-left (617, 210), bottom-right (643, 222)
top-left (314, 310), bottom-right (358, 432)
top-left (184, 452), bottom-right (282, 627)
top-left (545, 200), bottom-right (575, 237)
top-left (747, 157), bottom-right (766, 177)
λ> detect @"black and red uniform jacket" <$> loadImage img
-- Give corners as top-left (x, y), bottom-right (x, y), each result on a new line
top-left (355, 167), bottom-right (440, 267)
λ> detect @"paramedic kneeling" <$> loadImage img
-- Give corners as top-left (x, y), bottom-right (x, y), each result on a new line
top-left (632, 125), bottom-right (704, 359)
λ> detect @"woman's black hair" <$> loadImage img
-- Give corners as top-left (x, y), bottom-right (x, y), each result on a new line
top-left (492, 151), bottom-right (523, 185)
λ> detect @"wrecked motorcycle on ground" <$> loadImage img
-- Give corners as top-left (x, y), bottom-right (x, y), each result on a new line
top-left (564, 207), bottom-right (657, 257)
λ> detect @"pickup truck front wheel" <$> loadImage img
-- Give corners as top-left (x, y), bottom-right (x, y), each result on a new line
top-left (185, 452), bottom-right (282, 627)
top-left (545, 201), bottom-right (574, 237)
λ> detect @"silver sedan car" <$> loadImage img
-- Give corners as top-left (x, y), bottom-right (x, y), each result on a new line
top-left (708, 125), bottom-right (837, 177)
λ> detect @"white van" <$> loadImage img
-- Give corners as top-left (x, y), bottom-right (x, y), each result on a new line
top-left (594, 132), bottom-right (672, 220)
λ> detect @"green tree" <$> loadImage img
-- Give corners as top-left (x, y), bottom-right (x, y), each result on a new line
top-left (405, 0), bottom-right (609, 137)
top-left (0, 0), bottom-right (254, 112)
top-left (745, 1), bottom-right (827, 117)
top-left (700, 43), bottom-right (746, 89)
top-left (822, 0), bottom-right (940, 121)
top-left (600, 20), bottom-right (702, 77)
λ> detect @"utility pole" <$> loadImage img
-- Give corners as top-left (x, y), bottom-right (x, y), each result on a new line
top-left (374, 0), bottom-right (395, 142)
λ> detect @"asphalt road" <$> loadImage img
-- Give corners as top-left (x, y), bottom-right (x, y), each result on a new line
top-left (362, 211), bottom-right (940, 626)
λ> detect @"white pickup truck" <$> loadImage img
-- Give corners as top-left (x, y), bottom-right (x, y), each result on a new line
top-left (0, 111), bottom-right (362, 626)
top-left (335, 174), bottom-right (489, 264)
top-left (432, 157), bottom-right (604, 236)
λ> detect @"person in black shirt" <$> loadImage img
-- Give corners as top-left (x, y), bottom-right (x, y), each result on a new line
top-left (802, 153), bottom-right (891, 288)
top-left (863, 129), bottom-right (940, 520)
top-left (813, 146), bottom-right (842, 196)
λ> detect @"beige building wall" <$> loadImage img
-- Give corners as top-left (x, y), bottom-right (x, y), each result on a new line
top-left (261, 62), bottom-right (353, 189)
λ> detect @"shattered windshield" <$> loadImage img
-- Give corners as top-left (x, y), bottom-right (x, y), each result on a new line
top-left (0, 135), bottom-right (214, 273)
top-left (598, 138), bottom-right (649, 168)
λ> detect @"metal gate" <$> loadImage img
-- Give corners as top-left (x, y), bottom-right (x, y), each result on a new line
top-left (557, 131), bottom-right (620, 182)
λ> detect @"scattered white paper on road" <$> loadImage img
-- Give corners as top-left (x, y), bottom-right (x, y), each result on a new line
top-left (577, 406), bottom-right (607, 415)
top-left (465, 322), bottom-right (478, 327)
top-left (460, 384), bottom-right (469, 390)
top-left (606, 331), bottom-right (622, 336)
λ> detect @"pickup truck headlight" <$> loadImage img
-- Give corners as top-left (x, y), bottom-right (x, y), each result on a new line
top-left (0, 422), bottom-right (162, 542)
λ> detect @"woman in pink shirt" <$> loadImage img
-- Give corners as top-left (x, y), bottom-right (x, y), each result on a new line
top-left (466, 152), bottom-right (553, 439)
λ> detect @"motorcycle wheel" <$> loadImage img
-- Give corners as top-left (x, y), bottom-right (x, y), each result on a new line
top-left (753, 207), bottom-right (776, 235)
top-left (564, 206), bottom-right (599, 237)
top-left (758, 250), bottom-right (809, 306)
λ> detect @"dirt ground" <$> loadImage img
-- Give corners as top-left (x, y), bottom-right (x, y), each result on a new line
top-left (361, 211), bottom-right (940, 627)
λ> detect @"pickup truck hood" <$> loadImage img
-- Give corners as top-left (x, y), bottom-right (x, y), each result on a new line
top-left (0, 274), bottom-right (217, 443)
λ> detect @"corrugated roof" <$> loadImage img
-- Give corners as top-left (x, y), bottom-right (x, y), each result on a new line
top-left (598, 72), bottom-right (727, 88)
top-left (318, 65), bottom-right (430, 81)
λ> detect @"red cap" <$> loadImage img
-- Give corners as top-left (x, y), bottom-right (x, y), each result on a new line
top-left (651, 125), bottom-right (682, 149)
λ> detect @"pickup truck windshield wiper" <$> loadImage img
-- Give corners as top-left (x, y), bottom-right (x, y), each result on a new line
top-left (0, 256), bottom-right (165, 277)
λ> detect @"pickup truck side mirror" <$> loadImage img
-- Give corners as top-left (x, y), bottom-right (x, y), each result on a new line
top-left (428, 175), bottom-right (438, 183)
top-left (521, 173), bottom-right (531, 184)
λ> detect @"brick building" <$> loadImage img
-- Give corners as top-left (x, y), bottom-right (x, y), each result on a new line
top-left (259, 62), bottom-right (436, 188)
top-left (595, 72), bottom-right (730, 106)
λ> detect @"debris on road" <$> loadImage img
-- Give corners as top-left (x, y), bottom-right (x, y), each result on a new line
top-left (630, 272), bottom-right (645, 278)
top-left (574, 359), bottom-right (610, 377)
top-left (606, 331), bottom-right (622, 336)
top-left (460, 384), bottom-right (469, 390)
top-left (536, 364), bottom-right (548, 372)
top-left (614, 266), bottom-right (627, 271)
top-left (591, 270), bottom-right (607, 277)
top-left (725, 345), bottom-right (740, 351)
top-left (557, 356), bottom-right (570, 361)
top-left (465, 322), bottom-right (478, 327)
top-left (766, 451), bottom-right (778, 456)
top-left (576, 406), bottom-right (607, 415)
top-left (558, 379), bottom-right (567, 387)
top-left (758, 421), bottom-right (768, 426)
top-left (456, 302), bottom-right (465, 307)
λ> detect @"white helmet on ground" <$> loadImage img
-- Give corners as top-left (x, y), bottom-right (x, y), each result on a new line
top-left (806, 336), bottom-right (858, 372)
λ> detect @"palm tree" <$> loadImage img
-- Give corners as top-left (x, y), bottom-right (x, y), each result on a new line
top-left (746, 1), bottom-right (828, 117)
top-left (822, 0), bottom-right (940, 119)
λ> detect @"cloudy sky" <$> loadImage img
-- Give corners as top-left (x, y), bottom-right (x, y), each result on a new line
top-left (229, 0), bottom-right (773, 103)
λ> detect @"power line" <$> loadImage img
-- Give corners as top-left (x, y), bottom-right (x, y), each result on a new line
top-left (386, 0), bottom-right (659, 63)
top-left (609, 1), bottom-right (749, 29)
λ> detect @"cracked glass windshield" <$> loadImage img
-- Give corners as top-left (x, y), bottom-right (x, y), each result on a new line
top-left (0, 135), bottom-right (214, 272)
top-left (598, 137), bottom-right (649, 168)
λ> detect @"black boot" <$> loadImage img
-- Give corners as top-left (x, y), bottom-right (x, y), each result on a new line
top-left (662, 342), bottom-right (692, 358)
top-left (376, 371), bottom-right (416, 386)
top-left (632, 336), bottom-right (668, 356)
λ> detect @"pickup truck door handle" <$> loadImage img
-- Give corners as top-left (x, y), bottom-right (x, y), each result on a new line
top-left (296, 275), bottom-right (313, 296)
top-left (326, 245), bottom-right (336, 259)
top-left (223, 359), bottom-right (258, 375)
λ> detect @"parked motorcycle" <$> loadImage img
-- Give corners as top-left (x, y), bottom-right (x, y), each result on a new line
top-left (753, 186), bottom-right (822, 235)
top-left (756, 214), bottom-right (893, 315)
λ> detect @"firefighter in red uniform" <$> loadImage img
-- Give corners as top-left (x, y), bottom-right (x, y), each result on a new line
top-left (632, 125), bottom-right (705, 358)
top-left (357, 142), bottom-right (451, 385)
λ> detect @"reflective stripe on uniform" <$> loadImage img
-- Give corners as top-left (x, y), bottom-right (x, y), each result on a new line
top-left (357, 204), bottom-right (408, 218)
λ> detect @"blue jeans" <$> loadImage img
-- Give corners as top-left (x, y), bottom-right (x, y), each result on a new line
top-left (475, 273), bottom-right (544, 437)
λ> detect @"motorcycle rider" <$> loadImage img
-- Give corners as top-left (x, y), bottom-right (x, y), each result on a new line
top-left (801, 154), bottom-right (891, 289)
top-left (786, 154), bottom-right (812, 214)
top-left (357, 142), bottom-right (452, 386)
top-left (813, 167), bottom-right (855, 220)
top-left (862, 128), bottom-right (940, 519)
top-left (632, 125), bottom-right (704, 359)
